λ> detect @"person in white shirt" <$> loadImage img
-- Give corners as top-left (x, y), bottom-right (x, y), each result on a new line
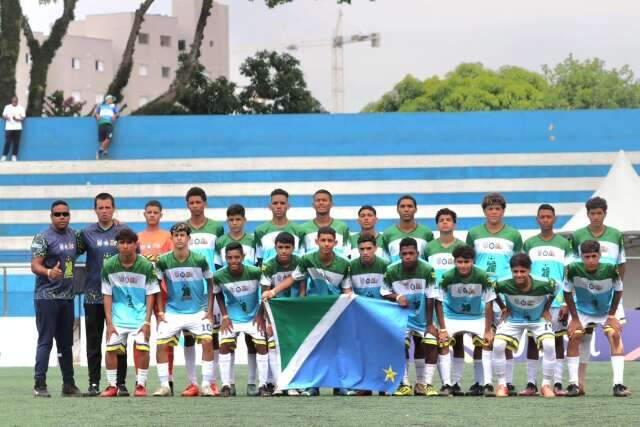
top-left (2, 96), bottom-right (25, 161)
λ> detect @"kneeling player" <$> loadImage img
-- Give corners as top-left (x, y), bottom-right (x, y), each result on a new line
top-left (493, 254), bottom-right (556, 397)
top-left (564, 240), bottom-right (630, 397)
top-left (100, 229), bottom-right (160, 397)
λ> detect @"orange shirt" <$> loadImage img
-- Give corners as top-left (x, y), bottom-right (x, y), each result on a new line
top-left (138, 228), bottom-right (172, 259)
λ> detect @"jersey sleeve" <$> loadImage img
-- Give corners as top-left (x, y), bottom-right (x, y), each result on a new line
top-left (342, 228), bottom-right (351, 256)
top-left (216, 223), bottom-right (225, 238)
top-left (618, 234), bottom-right (626, 264)
top-left (200, 256), bottom-right (214, 279)
top-left (254, 230), bottom-right (264, 260)
top-left (340, 264), bottom-right (351, 290)
top-left (563, 265), bottom-right (575, 292)
top-left (31, 233), bottom-right (48, 259)
top-left (426, 228), bottom-right (434, 243)
top-left (563, 239), bottom-right (573, 266)
top-left (380, 270), bottom-right (394, 297)
top-left (76, 230), bottom-right (87, 255)
top-left (483, 274), bottom-right (497, 302)
top-left (154, 257), bottom-right (166, 281)
top-left (145, 263), bottom-right (161, 295)
top-left (291, 258), bottom-right (308, 281)
top-left (259, 264), bottom-right (273, 288)
top-left (101, 267), bottom-right (112, 295)
top-left (514, 231), bottom-right (523, 253)
top-left (211, 273), bottom-right (222, 294)
top-left (546, 279), bottom-right (557, 296)
top-left (465, 230), bottom-right (474, 246)
top-left (213, 240), bottom-right (223, 268)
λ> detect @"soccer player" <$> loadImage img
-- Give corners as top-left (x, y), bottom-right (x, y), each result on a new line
top-left (466, 192), bottom-right (522, 395)
top-left (214, 242), bottom-right (270, 397)
top-left (492, 254), bottom-right (556, 398)
top-left (94, 94), bottom-right (118, 159)
top-left (100, 229), bottom-right (159, 397)
top-left (564, 240), bottom-right (630, 397)
top-left (255, 188), bottom-right (304, 264)
top-left (153, 223), bottom-right (222, 397)
top-left (30, 200), bottom-right (82, 397)
top-left (215, 204), bottom-right (257, 268)
top-left (428, 245), bottom-right (496, 397)
top-left (382, 237), bottom-right (435, 396)
top-left (383, 195), bottom-right (433, 262)
top-left (299, 189), bottom-right (351, 257)
top-left (350, 205), bottom-right (386, 260)
top-left (521, 204), bottom-right (572, 396)
top-left (348, 233), bottom-right (390, 299)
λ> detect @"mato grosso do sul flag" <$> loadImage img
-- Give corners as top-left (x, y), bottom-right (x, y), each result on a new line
top-left (265, 294), bottom-right (408, 393)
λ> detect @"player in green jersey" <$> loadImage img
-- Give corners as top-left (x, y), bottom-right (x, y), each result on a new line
top-left (255, 188), bottom-right (304, 264)
top-left (299, 189), bottom-right (351, 257)
top-left (215, 204), bottom-right (257, 268)
top-left (383, 195), bottom-right (433, 262)
top-left (350, 205), bottom-right (386, 260)
top-left (348, 233), bottom-right (389, 299)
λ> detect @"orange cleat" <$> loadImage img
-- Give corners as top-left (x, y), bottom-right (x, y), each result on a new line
top-left (134, 384), bottom-right (148, 397)
top-left (496, 384), bottom-right (509, 397)
top-left (100, 385), bottom-right (118, 397)
top-left (181, 384), bottom-right (200, 397)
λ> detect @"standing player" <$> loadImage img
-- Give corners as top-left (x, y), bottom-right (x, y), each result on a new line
top-left (521, 204), bottom-right (572, 396)
top-left (94, 94), bottom-right (118, 159)
top-left (350, 205), bottom-right (386, 260)
top-left (348, 233), bottom-right (389, 299)
top-left (383, 195), bottom-right (433, 262)
top-left (564, 240), bottom-right (630, 397)
top-left (215, 204), bottom-right (256, 268)
top-left (382, 237), bottom-right (435, 396)
top-left (299, 189), bottom-right (351, 257)
top-left (100, 229), bottom-right (159, 397)
top-left (255, 188), bottom-right (303, 264)
top-left (492, 254), bottom-right (556, 397)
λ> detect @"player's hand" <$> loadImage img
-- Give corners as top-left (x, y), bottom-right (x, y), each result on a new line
top-left (558, 306), bottom-right (569, 322)
top-left (542, 310), bottom-right (552, 323)
top-left (202, 312), bottom-right (214, 325)
top-left (156, 312), bottom-right (166, 325)
top-left (262, 290), bottom-right (276, 301)
top-left (426, 324), bottom-right (438, 339)
top-left (140, 323), bottom-right (151, 341)
top-left (438, 329), bottom-right (449, 345)
top-left (48, 261), bottom-right (63, 280)
top-left (484, 329), bottom-right (495, 346)
top-left (568, 318), bottom-right (584, 338)
top-left (254, 315), bottom-right (267, 336)
top-left (221, 316), bottom-right (233, 334)
top-left (604, 316), bottom-right (622, 335)
top-left (500, 307), bottom-right (511, 324)
top-left (266, 323), bottom-right (273, 339)
top-left (106, 324), bottom-right (117, 340)
top-left (396, 295), bottom-right (408, 307)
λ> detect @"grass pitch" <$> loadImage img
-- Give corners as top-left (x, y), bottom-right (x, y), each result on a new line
top-left (1, 363), bottom-right (638, 426)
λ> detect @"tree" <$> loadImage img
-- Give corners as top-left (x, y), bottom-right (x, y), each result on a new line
top-left (0, 0), bottom-right (22, 105)
top-left (177, 59), bottom-right (240, 114)
top-left (22, 0), bottom-right (78, 116)
top-left (43, 90), bottom-right (86, 116)
top-left (239, 50), bottom-right (324, 114)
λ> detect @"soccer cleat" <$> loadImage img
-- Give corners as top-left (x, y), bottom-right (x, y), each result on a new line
top-left (506, 383), bottom-right (517, 396)
top-left (565, 384), bottom-right (580, 397)
top-left (332, 388), bottom-right (341, 396)
top-left (450, 383), bottom-right (465, 397)
top-left (96, 150), bottom-right (102, 160)
top-left (61, 383), bottom-right (83, 397)
top-left (134, 384), bottom-right (148, 397)
top-left (117, 384), bottom-right (130, 397)
top-left (169, 381), bottom-right (174, 396)
top-left (301, 387), bottom-right (320, 396)
top-left (228, 384), bottom-right (235, 396)
top-left (102, 151), bottom-right (109, 159)
top-left (466, 382), bottom-right (484, 396)
top-left (11, 155), bottom-right (17, 162)
top-left (267, 383), bottom-right (276, 393)
top-left (272, 389), bottom-right (285, 396)
top-left (379, 391), bottom-right (388, 396)
top-left (246, 384), bottom-right (259, 396)
top-left (425, 384), bottom-right (439, 397)
top-left (259, 385), bottom-right (272, 397)
top-left (495, 384), bottom-right (509, 397)
top-left (100, 385), bottom-right (118, 397)
top-left (0, 156), bottom-right (5, 161)
top-left (356, 390), bottom-right (373, 396)
top-left (181, 384), bottom-right (200, 397)
top-left (220, 385), bottom-right (232, 397)
top-left (613, 384), bottom-right (631, 397)
top-left (393, 384), bottom-right (413, 396)
top-left (413, 383), bottom-right (426, 396)
top-left (439, 384), bottom-right (452, 397)
top-left (212, 383), bottom-right (221, 396)
top-left (518, 382), bottom-right (539, 396)
top-left (286, 389), bottom-right (300, 396)
top-left (483, 384), bottom-right (496, 397)
top-left (33, 380), bottom-right (51, 398)
top-left (84, 383), bottom-right (100, 397)
top-left (553, 382), bottom-right (566, 397)
top-left (153, 386), bottom-right (172, 397)
top-left (540, 384), bottom-right (555, 398)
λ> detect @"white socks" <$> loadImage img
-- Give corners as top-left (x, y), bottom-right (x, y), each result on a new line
top-left (256, 353), bottom-right (269, 387)
top-left (438, 354), bottom-right (452, 386)
top-left (492, 341), bottom-right (507, 386)
top-left (415, 359), bottom-right (426, 384)
top-left (402, 363), bottom-right (410, 385)
top-left (107, 369), bottom-right (117, 387)
top-left (452, 357), bottom-right (464, 385)
top-left (247, 353), bottom-right (257, 385)
top-left (268, 348), bottom-right (280, 386)
top-left (184, 345), bottom-right (197, 385)
top-left (230, 352), bottom-right (236, 384)
top-left (567, 356), bottom-right (579, 385)
top-left (425, 364), bottom-right (436, 385)
top-left (157, 362), bottom-right (170, 388)
top-left (554, 358), bottom-right (564, 384)
top-left (611, 355), bottom-right (624, 385)
top-left (482, 350), bottom-right (493, 385)
top-left (213, 350), bottom-right (219, 384)
top-left (137, 368), bottom-right (148, 386)
top-left (527, 359), bottom-right (538, 384)
top-left (202, 360), bottom-right (215, 387)
top-left (541, 341), bottom-right (556, 386)
top-left (473, 359), bottom-right (483, 384)
top-left (505, 358), bottom-right (514, 384)
top-left (219, 352), bottom-right (232, 386)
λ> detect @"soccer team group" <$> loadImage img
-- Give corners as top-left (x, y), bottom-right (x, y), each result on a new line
top-left (31, 187), bottom-right (631, 399)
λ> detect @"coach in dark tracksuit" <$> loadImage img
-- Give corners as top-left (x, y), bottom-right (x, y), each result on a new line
top-left (30, 200), bottom-right (82, 397)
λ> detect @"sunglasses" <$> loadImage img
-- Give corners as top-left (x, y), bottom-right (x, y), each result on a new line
top-left (52, 212), bottom-right (70, 217)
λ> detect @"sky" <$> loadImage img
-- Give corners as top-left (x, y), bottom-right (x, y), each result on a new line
top-left (20, 0), bottom-right (640, 112)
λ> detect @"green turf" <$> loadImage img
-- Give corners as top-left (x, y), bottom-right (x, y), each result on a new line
top-left (2, 363), bottom-right (638, 426)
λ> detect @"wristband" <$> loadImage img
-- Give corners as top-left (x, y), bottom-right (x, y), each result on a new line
top-left (270, 290), bottom-right (277, 298)
top-left (46, 269), bottom-right (51, 278)
top-left (440, 329), bottom-right (447, 332)
top-left (222, 315), bottom-right (229, 319)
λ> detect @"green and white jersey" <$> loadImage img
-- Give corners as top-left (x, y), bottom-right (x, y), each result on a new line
top-left (347, 256), bottom-right (390, 299)
top-left (214, 232), bottom-right (257, 267)
top-left (382, 224), bottom-right (434, 262)
top-left (155, 251), bottom-right (213, 315)
top-left (187, 218), bottom-right (225, 272)
top-left (292, 251), bottom-right (350, 296)
top-left (382, 259), bottom-right (435, 332)
top-left (496, 276), bottom-right (555, 324)
top-left (254, 220), bottom-right (304, 262)
top-left (434, 266), bottom-right (496, 321)
top-left (425, 238), bottom-right (465, 286)
top-left (466, 224), bottom-right (522, 281)
top-left (571, 226), bottom-right (626, 266)
top-left (524, 234), bottom-right (572, 308)
top-left (259, 255), bottom-right (304, 298)
top-left (101, 255), bottom-right (159, 329)
top-left (213, 265), bottom-right (263, 323)
top-left (349, 232), bottom-right (387, 260)
top-left (299, 219), bottom-right (351, 258)
top-left (564, 262), bottom-right (623, 317)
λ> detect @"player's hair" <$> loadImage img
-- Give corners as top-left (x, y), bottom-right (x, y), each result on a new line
top-left (585, 196), bottom-right (607, 213)
top-left (225, 241), bottom-right (244, 255)
top-left (580, 239), bottom-right (600, 255)
top-left (481, 192), bottom-right (506, 210)
top-left (399, 237), bottom-right (418, 251)
top-left (226, 203), bottom-right (245, 218)
top-left (270, 188), bottom-right (289, 199)
top-left (509, 253), bottom-right (532, 269)
top-left (185, 186), bottom-right (207, 202)
top-left (313, 189), bottom-right (333, 201)
top-left (357, 233), bottom-right (377, 246)
top-left (452, 244), bottom-right (475, 260)
top-left (144, 200), bottom-right (163, 211)
top-left (94, 192), bottom-right (115, 209)
top-left (50, 200), bottom-right (69, 212)
top-left (115, 227), bottom-right (138, 243)
top-left (170, 222), bottom-right (191, 236)
top-left (317, 226), bottom-right (336, 239)
top-left (274, 231), bottom-right (295, 246)
top-left (435, 208), bottom-right (457, 224)
top-left (537, 203), bottom-right (555, 214)
top-left (396, 194), bottom-right (417, 208)
top-left (358, 205), bottom-right (377, 216)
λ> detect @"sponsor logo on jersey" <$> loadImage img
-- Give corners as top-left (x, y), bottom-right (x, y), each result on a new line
top-left (536, 248), bottom-right (556, 257)
top-left (483, 241), bottom-right (503, 250)
top-left (116, 274), bottom-right (139, 284)
top-left (57, 242), bottom-right (75, 251)
top-left (172, 271), bottom-right (194, 279)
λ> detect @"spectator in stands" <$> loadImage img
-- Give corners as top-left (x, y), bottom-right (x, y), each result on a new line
top-left (2, 96), bottom-right (25, 162)
top-left (94, 95), bottom-right (118, 160)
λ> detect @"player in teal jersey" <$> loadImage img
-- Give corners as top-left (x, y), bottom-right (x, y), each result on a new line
top-left (299, 189), bottom-right (351, 257)
top-left (383, 195), bottom-right (434, 262)
top-left (382, 238), bottom-right (436, 397)
top-left (350, 205), bottom-right (386, 260)
top-left (564, 240), bottom-right (630, 397)
top-left (100, 229), bottom-right (159, 397)
top-left (428, 245), bottom-right (497, 397)
top-left (214, 242), bottom-right (271, 397)
top-left (521, 204), bottom-right (573, 397)
top-left (348, 233), bottom-right (389, 299)
top-left (215, 204), bottom-right (257, 268)
top-left (255, 188), bottom-right (304, 264)
top-left (466, 192), bottom-right (522, 395)
top-left (492, 254), bottom-right (557, 398)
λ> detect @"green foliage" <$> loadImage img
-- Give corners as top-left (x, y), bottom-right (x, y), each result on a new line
top-left (0, 0), bottom-right (22, 104)
top-left (43, 90), bottom-right (86, 116)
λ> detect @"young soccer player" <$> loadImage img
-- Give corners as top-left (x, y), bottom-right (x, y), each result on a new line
top-left (521, 204), bottom-right (572, 396)
top-left (564, 240), bottom-right (630, 397)
top-left (215, 204), bottom-right (257, 268)
top-left (492, 253), bottom-right (556, 398)
top-left (428, 245), bottom-right (496, 397)
top-left (255, 188), bottom-right (304, 264)
top-left (350, 205), bottom-right (386, 260)
top-left (383, 195), bottom-right (433, 262)
top-left (348, 233), bottom-right (390, 299)
top-left (100, 229), bottom-right (159, 397)
top-left (153, 223), bottom-right (222, 397)
top-left (382, 237), bottom-right (435, 396)
top-left (299, 189), bottom-right (351, 257)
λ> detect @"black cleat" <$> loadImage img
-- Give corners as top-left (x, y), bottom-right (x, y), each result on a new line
top-left (466, 382), bottom-right (483, 396)
top-left (117, 384), bottom-right (130, 397)
top-left (84, 383), bottom-right (100, 397)
top-left (33, 379), bottom-right (51, 398)
top-left (483, 384), bottom-right (496, 397)
top-left (61, 382), bottom-right (83, 397)
top-left (506, 383), bottom-right (517, 397)
top-left (613, 384), bottom-right (631, 397)
top-left (259, 385), bottom-right (272, 397)
top-left (439, 384), bottom-right (452, 396)
top-left (220, 385), bottom-right (231, 397)
top-left (565, 383), bottom-right (580, 397)
top-left (451, 383), bottom-right (465, 397)
top-left (169, 381), bottom-right (174, 396)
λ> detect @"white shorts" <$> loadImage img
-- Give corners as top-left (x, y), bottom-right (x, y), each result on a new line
top-left (219, 322), bottom-right (266, 346)
top-left (212, 300), bottom-right (222, 330)
top-left (106, 325), bottom-right (148, 353)
top-left (445, 318), bottom-right (486, 347)
top-left (495, 321), bottom-right (555, 351)
top-left (526, 307), bottom-right (567, 338)
top-left (157, 312), bottom-right (213, 346)
top-left (578, 305), bottom-right (626, 334)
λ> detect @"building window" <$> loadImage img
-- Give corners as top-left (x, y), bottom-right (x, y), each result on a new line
top-left (138, 32), bottom-right (149, 44)
top-left (71, 91), bottom-right (81, 102)
top-left (161, 66), bottom-right (170, 78)
top-left (25, 53), bottom-right (32, 65)
top-left (139, 97), bottom-right (148, 107)
top-left (139, 64), bottom-right (148, 77)
top-left (160, 35), bottom-right (172, 47)
top-left (178, 39), bottom-right (186, 51)
top-left (209, 40), bottom-right (214, 47)
top-left (95, 60), bottom-right (104, 72)
top-left (72, 58), bottom-right (81, 70)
